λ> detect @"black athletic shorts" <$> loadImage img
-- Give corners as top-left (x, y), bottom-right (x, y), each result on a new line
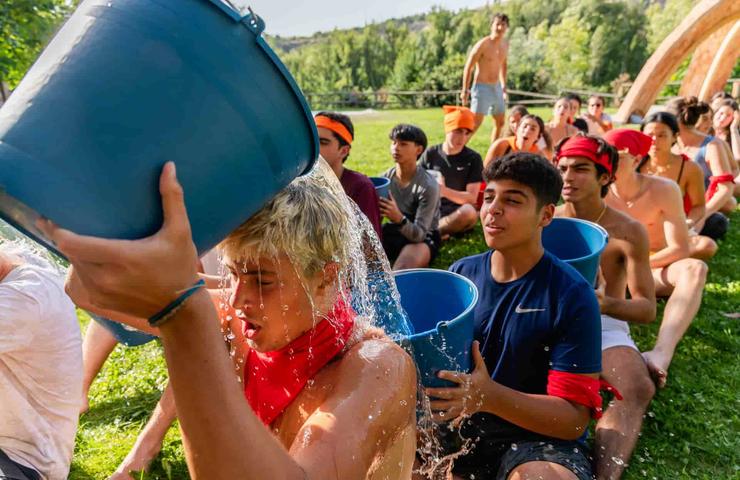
top-left (0, 449), bottom-right (40, 480)
top-left (381, 223), bottom-right (441, 264)
top-left (435, 420), bottom-right (593, 480)
top-left (699, 212), bottom-right (729, 241)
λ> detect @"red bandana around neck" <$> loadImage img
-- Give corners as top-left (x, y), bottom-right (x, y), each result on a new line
top-left (244, 299), bottom-right (356, 426)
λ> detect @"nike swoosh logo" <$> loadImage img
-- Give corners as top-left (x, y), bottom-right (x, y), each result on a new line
top-left (515, 304), bottom-right (546, 314)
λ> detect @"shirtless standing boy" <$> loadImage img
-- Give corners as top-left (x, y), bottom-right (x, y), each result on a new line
top-left (461, 13), bottom-right (509, 141)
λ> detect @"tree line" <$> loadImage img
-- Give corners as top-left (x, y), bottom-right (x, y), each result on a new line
top-left (272, 0), bottom-right (696, 108)
top-left (0, 0), bottom-right (717, 109)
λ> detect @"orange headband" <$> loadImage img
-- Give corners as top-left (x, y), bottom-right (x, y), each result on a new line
top-left (315, 115), bottom-right (353, 145)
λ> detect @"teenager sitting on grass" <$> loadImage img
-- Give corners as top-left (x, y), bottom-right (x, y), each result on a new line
top-left (604, 129), bottom-right (708, 389)
top-left (0, 246), bottom-right (82, 480)
top-left (484, 114), bottom-right (550, 165)
top-left (581, 95), bottom-right (613, 137)
top-left (639, 112), bottom-right (718, 260)
top-left (668, 97), bottom-right (736, 224)
top-left (41, 162), bottom-right (417, 480)
top-left (420, 106), bottom-right (482, 239)
top-left (314, 111), bottom-right (382, 238)
top-left (565, 93), bottom-right (589, 133)
top-left (554, 134), bottom-right (657, 480)
top-left (547, 97), bottom-right (579, 146)
top-left (505, 104), bottom-right (529, 137)
top-left (422, 152), bottom-right (606, 480)
top-left (380, 124), bottom-right (441, 269)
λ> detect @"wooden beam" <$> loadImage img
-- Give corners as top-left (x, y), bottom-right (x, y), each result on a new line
top-left (614, 0), bottom-right (740, 123)
top-left (679, 22), bottom-right (734, 97)
top-left (699, 21), bottom-right (740, 101)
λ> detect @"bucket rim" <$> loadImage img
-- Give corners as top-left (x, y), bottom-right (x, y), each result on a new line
top-left (547, 217), bottom-right (609, 264)
top-left (393, 268), bottom-right (479, 340)
top-left (370, 176), bottom-right (391, 187)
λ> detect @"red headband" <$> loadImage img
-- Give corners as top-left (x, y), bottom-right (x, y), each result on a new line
top-left (556, 136), bottom-right (613, 175)
top-left (314, 115), bottom-right (353, 145)
top-left (603, 129), bottom-right (652, 158)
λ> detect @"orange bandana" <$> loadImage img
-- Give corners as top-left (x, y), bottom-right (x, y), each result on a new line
top-left (315, 115), bottom-right (353, 145)
top-left (443, 105), bottom-right (475, 133)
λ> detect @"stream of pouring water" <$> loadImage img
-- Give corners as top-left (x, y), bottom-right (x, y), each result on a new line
top-left (212, 159), bottom-right (476, 478)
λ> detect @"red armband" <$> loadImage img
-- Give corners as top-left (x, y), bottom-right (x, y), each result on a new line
top-left (706, 174), bottom-right (735, 202)
top-left (546, 370), bottom-right (623, 419)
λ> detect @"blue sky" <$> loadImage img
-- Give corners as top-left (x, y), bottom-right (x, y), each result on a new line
top-left (240, 0), bottom-right (489, 37)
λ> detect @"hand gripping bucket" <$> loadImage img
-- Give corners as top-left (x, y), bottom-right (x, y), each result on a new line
top-left (542, 217), bottom-right (609, 286)
top-left (0, 0), bottom-right (318, 256)
top-left (396, 269), bottom-right (478, 388)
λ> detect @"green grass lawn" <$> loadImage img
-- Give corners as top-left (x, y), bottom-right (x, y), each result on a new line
top-left (70, 108), bottom-right (739, 479)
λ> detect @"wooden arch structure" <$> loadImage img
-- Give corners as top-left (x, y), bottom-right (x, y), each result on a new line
top-left (614, 0), bottom-right (740, 123)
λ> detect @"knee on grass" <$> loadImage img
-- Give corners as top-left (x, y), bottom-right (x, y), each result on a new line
top-left (677, 258), bottom-right (708, 284)
top-left (507, 461), bottom-right (578, 480)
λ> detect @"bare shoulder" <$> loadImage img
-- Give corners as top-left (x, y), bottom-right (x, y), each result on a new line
top-left (471, 37), bottom-right (488, 53)
top-left (338, 331), bottom-right (416, 389)
top-left (646, 174), bottom-right (681, 197)
top-left (604, 208), bottom-right (649, 249)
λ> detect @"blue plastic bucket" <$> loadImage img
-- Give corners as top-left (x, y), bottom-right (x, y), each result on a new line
top-left (370, 177), bottom-right (390, 199)
top-left (0, 0), bottom-right (317, 257)
top-left (542, 218), bottom-right (609, 286)
top-left (90, 313), bottom-right (157, 347)
top-left (396, 269), bottom-right (478, 387)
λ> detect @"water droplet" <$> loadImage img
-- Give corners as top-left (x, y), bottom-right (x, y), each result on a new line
top-left (543, 346), bottom-right (550, 351)
top-left (611, 456), bottom-right (625, 466)
top-left (510, 443), bottom-right (518, 451)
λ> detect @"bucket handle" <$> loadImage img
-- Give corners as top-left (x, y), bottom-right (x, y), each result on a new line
top-left (203, 0), bottom-right (265, 35)
top-left (242, 8), bottom-right (266, 36)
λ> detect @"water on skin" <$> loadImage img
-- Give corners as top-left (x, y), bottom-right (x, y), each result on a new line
top-left (215, 159), bottom-right (475, 478)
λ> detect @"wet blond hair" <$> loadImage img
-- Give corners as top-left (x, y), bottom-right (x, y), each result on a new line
top-left (218, 159), bottom-right (352, 278)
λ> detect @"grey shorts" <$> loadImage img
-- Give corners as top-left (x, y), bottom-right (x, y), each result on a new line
top-left (471, 82), bottom-right (505, 116)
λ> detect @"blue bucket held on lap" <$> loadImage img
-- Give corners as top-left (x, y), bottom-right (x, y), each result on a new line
top-left (395, 269), bottom-right (478, 388)
top-left (0, 0), bottom-right (317, 257)
top-left (542, 217), bottom-right (609, 286)
top-left (370, 177), bottom-right (390, 199)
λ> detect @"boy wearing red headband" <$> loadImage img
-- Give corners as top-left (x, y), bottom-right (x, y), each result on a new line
top-left (42, 163), bottom-right (418, 479)
top-left (603, 129), bottom-right (708, 390)
top-left (425, 153), bottom-right (603, 480)
top-left (314, 111), bottom-right (382, 237)
top-left (420, 106), bottom-right (483, 238)
top-left (554, 133), bottom-right (657, 480)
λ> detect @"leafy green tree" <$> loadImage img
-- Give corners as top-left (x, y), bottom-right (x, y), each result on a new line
top-left (0, 0), bottom-right (70, 89)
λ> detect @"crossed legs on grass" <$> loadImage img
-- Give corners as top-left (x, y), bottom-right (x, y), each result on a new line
top-left (439, 205), bottom-right (478, 238)
top-left (688, 235), bottom-right (718, 261)
top-left (645, 258), bottom-right (707, 388)
top-left (393, 243), bottom-right (432, 270)
top-left (594, 347), bottom-right (656, 480)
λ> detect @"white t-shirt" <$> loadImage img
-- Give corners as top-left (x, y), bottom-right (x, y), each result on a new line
top-left (0, 256), bottom-right (82, 480)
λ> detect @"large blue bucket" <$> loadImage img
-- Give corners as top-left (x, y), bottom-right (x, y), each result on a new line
top-left (370, 176), bottom-right (390, 199)
top-left (396, 269), bottom-right (478, 387)
top-left (543, 218), bottom-right (608, 286)
top-left (0, 0), bottom-right (317, 256)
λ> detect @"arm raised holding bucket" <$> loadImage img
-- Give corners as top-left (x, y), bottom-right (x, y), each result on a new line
top-left (40, 162), bottom-right (417, 480)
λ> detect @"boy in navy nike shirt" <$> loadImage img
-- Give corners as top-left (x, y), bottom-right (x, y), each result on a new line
top-left (425, 152), bottom-right (604, 480)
